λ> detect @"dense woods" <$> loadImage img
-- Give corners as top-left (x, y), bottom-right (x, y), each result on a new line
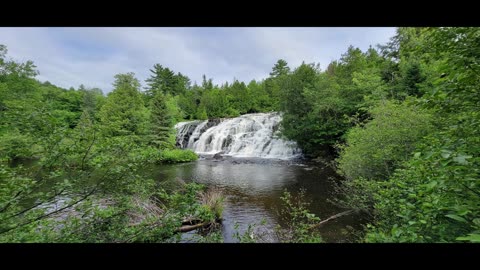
top-left (1, 27), bottom-right (479, 242)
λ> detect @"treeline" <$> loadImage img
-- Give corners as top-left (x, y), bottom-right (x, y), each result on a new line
top-left (144, 62), bottom-right (284, 120)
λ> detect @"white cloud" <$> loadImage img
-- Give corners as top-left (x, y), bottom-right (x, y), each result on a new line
top-left (0, 27), bottom-right (396, 93)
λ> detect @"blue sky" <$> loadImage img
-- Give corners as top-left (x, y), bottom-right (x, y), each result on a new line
top-left (0, 27), bottom-right (396, 93)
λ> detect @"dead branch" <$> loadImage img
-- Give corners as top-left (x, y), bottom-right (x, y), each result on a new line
top-left (309, 210), bottom-right (354, 230)
top-left (175, 221), bottom-right (212, 233)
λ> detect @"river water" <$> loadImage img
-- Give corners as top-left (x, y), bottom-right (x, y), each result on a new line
top-left (150, 157), bottom-right (362, 243)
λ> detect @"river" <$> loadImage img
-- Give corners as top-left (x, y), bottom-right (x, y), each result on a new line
top-left (150, 156), bottom-right (362, 243)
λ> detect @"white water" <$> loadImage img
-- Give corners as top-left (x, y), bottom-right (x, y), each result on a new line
top-left (175, 112), bottom-right (301, 159)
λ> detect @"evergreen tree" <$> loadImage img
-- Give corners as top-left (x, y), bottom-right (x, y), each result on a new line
top-left (149, 91), bottom-right (173, 149)
top-left (98, 73), bottom-right (147, 137)
top-left (270, 59), bottom-right (290, 77)
top-left (145, 64), bottom-right (184, 97)
top-left (201, 74), bottom-right (213, 91)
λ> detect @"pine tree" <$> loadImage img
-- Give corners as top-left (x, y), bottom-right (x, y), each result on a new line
top-left (149, 91), bottom-right (173, 149)
top-left (145, 64), bottom-right (189, 98)
top-left (98, 73), bottom-right (146, 137)
top-left (269, 59), bottom-right (290, 77)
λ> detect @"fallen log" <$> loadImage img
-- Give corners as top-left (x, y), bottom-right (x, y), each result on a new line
top-left (182, 218), bottom-right (203, 225)
top-left (176, 221), bottom-right (212, 233)
top-left (177, 218), bottom-right (223, 233)
top-left (309, 210), bottom-right (354, 230)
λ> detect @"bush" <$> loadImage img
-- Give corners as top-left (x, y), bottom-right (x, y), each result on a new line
top-left (337, 99), bottom-right (434, 182)
top-left (276, 189), bottom-right (323, 243)
top-left (128, 147), bottom-right (198, 164)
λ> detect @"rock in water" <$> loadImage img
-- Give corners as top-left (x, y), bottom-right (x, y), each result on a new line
top-left (213, 151), bottom-right (224, 159)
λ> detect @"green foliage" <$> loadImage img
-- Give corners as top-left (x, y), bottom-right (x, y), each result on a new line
top-left (0, 46), bottom-right (220, 243)
top-left (270, 59), bottom-right (290, 77)
top-left (158, 149), bottom-right (198, 163)
top-left (337, 100), bottom-right (434, 182)
top-left (278, 48), bottom-right (393, 157)
top-left (173, 62), bottom-right (289, 121)
top-left (98, 73), bottom-right (148, 137)
top-left (0, 130), bottom-right (36, 160)
top-left (276, 190), bottom-right (323, 243)
top-left (79, 86), bottom-right (105, 122)
top-left (278, 63), bottom-right (322, 156)
top-left (127, 148), bottom-right (198, 164)
top-left (195, 105), bottom-right (208, 120)
top-left (226, 80), bottom-right (252, 114)
top-left (177, 88), bottom-right (200, 119)
top-left (165, 94), bottom-right (184, 124)
top-left (148, 92), bottom-right (173, 149)
top-left (359, 28), bottom-right (480, 243)
top-left (247, 80), bottom-right (272, 112)
top-left (145, 64), bottom-right (189, 98)
top-left (200, 88), bottom-right (230, 118)
top-left (233, 221), bottom-right (267, 243)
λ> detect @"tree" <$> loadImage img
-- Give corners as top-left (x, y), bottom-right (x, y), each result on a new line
top-left (98, 73), bottom-right (147, 137)
top-left (178, 89), bottom-right (199, 120)
top-left (247, 80), bottom-right (270, 112)
top-left (200, 88), bottom-right (230, 118)
top-left (145, 64), bottom-right (189, 98)
top-left (270, 59), bottom-right (290, 77)
top-left (279, 63), bottom-right (321, 156)
top-left (227, 79), bottom-right (251, 114)
top-left (149, 92), bottom-right (173, 149)
top-left (80, 87), bottom-right (104, 121)
top-left (195, 105), bottom-right (208, 120)
top-left (202, 74), bottom-right (213, 91)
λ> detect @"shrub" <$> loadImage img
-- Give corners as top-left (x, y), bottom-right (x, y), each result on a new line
top-left (337, 99), bottom-right (434, 182)
top-left (159, 149), bottom-right (198, 163)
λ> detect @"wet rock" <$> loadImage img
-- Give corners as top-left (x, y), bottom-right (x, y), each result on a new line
top-left (221, 135), bottom-right (233, 149)
top-left (176, 121), bottom-right (202, 148)
top-left (213, 151), bottom-right (225, 159)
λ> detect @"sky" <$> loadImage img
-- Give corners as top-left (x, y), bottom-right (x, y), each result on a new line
top-left (0, 27), bottom-right (396, 93)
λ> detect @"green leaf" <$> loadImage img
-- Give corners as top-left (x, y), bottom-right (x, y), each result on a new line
top-left (440, 150), bottom-right (451, 159)
top-left (452, 154), bottom-right (472, 165)
top-left (426, 181), bottom-right (437, 190)
top-left (445, 214), bottom-right (467, 223)
top-left (456, 234), bottom-right (480, 243)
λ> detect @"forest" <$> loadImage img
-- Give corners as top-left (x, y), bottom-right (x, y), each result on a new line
top-left (0, 27), bottom-right (479, 243)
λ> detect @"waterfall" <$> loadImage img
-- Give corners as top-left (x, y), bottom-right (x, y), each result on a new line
top-left (174, 112), bottom-right (301, 159)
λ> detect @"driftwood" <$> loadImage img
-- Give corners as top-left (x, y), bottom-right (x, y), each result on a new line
top-left (309, 210), bottom-right (354, 230)
top-left (177, 218), bottom-right (222, 233)
top-left (176, 221), bottom-right (212, 233)
top-left (182, 218), bottom-right (202, 225)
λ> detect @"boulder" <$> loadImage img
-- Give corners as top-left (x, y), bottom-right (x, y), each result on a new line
top-left (213, 151), bottom-right (225, 159)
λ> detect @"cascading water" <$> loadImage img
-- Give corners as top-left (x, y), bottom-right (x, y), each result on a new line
top-left (174, 112), bottom-right (301, 159)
